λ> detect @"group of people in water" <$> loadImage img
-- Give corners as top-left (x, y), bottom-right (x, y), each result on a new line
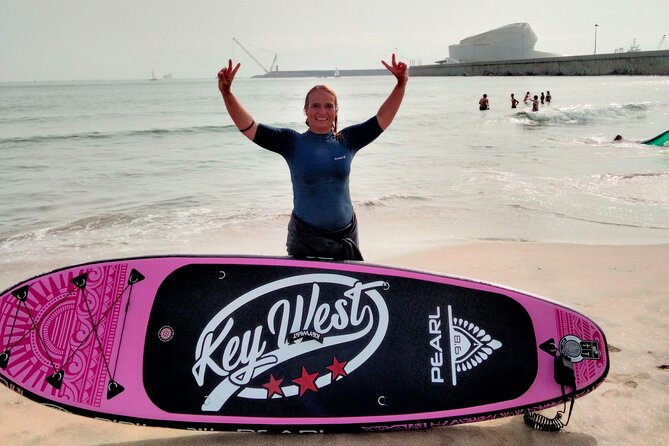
top-left (479, 90), bottom-right (552, 111)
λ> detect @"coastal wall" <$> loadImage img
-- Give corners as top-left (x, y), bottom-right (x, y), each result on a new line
top-left (409, 50), bottom-right (669, 76)
top-left (253, 69), bottom-right (388, 79)
top-left (251, 50), bottom-right (669, 79)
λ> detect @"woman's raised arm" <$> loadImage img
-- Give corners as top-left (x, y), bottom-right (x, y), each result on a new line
top-left (376, 53), bottom-right (409, 130)
top-left (218, 59), bottom-right (257, 140)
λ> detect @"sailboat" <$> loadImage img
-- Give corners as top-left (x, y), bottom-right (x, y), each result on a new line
top-left (150, 70), bottom-right (158, 81)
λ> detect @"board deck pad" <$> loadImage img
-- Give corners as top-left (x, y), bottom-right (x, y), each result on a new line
top-left (0, 256), bottom-right (608, 433)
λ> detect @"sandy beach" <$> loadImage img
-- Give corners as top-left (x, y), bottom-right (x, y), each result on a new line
top-left (1, 241), bottom-right (667, 446)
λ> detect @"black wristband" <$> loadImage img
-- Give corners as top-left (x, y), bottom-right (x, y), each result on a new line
top-left (239, 121), bottom-right (254, 132)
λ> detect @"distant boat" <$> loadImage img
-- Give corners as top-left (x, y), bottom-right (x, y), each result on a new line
top-left (150, 70), bottom-right (158, 81)
top-left (162, 73), bottom-right (173, 80)
top-left (334, 68), bottom-right (340, 77)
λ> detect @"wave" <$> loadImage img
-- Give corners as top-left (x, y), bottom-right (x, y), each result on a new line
top-left (570, 172), bottom-right (669, 205)
top-left (0, 203), bottom-right (289, 245)
top-left (0, 124), bottom-right (238, 146)
top-left (356, 194), bottom-right (430, 208)
top-left (489, 168), bottom-right (669, 205)
top-left (616, 172), bottom-right (669, 180)
top-left (512, 102), bottom-right (651, 125)
top-left (508, 203), bottom-right (669, 230)
top-left (0, 194), bottom-right (431, 249)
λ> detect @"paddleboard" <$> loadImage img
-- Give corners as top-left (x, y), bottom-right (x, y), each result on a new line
top-left (0, 256), bottom-right (608, 433)
top-left (642, 129), bottom-right (669, 147)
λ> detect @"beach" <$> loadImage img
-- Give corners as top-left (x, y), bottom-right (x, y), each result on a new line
top-left (1, 241), bottom-right (667, 446)
top-left (1, 75), bottom-right (667, 445)
top-left (3, 0), bottom-right (668, 440)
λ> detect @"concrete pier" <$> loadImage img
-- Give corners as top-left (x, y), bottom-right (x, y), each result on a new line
top-left (253, 69), bottom-right (388, 79)
top-left (409, 50), bottom-right (669, 76)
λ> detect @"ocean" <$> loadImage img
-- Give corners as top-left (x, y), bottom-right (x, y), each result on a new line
top-left (1, 75), bottom-right (668, 269)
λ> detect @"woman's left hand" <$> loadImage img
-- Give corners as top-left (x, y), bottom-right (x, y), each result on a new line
top-left (382, 53), bottom-right (409, 86)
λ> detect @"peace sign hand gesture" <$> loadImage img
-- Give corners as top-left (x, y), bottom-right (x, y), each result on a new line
top-left (218, 59), bottom-right (241, 96)
top-left (381, 53), bottom-right (409, 86)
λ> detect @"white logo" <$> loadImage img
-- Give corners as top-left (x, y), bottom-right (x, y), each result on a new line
top-left (191, 274), bottom-right (389, 411)
top-left (448, 305), bottom-right (502, 385)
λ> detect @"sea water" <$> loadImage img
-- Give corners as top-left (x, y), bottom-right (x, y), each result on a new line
top-left (1, 75), bottom-right (668, 267)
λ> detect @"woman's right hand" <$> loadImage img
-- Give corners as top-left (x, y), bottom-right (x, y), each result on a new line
top-left (218, 59), bottom-right (241, 96)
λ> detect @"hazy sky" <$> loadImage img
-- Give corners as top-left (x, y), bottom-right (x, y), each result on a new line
top-left (1, 0), bottom-right (666, 81)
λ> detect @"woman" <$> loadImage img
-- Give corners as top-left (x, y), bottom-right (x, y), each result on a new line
top-left (217, 54), bottom-right (408, 261)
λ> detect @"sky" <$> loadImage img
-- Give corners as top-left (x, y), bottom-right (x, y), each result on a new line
top-left (1, 0), bottom-right (667, 81)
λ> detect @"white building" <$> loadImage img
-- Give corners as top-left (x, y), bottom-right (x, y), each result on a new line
top-left (443, 23), bottom-right (560, 63)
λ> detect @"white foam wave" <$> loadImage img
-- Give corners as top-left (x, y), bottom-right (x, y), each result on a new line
top-left (512, 102), bottom-right (651, 126)
top-left (566, 172), bottom-right (669, 205)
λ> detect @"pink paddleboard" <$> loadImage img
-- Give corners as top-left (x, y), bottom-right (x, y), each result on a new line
top-left (0, 256), bottom-right (608, 433)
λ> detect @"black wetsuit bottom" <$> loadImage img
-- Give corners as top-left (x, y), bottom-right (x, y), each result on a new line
top-left (286, 212), bottom-right (363, 261)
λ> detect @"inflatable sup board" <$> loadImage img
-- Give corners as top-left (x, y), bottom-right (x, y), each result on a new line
top-left (0, 256), bottom-right (608, 433)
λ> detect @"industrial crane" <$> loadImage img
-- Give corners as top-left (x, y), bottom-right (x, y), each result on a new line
top-left (659, 35), bottom-right (666, 50)
top-left (232, 38), bottom-right (278, 74)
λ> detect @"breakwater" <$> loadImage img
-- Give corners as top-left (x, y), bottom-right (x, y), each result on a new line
top-left (253, 68), bottom-right (388, 79)
top-left (409, 50), bottom-right (669, 76)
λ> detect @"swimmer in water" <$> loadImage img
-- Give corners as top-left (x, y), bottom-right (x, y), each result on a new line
top-left (479, 94), bottom-right (489, 110)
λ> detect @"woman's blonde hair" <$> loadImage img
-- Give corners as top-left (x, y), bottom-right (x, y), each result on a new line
top-left (304, 85), bottom-right (340, 137)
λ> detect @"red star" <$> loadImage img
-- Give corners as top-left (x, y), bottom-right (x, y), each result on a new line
top-left (327, 357), bottom-right (348, 381)
top-left (262, 374), bottom-right (284, 399)
top-left (292, 367), bottom-right (319, 396)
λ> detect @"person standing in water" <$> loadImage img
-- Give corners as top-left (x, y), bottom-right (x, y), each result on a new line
top-left (479, 94), bottom-right (489, 110)
top-left (531, 95), bottom-right (540, 112)
top-left (217, 54), bottom-right (408, 261)
top-left (511, 93), bottom-right (519, 109)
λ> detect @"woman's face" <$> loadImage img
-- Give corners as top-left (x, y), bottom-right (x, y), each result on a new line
top-left (305, 89), bottom-right (337, 134)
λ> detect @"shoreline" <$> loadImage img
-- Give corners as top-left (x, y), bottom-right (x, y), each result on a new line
top-left (1, 241), bottom-right (667, 445)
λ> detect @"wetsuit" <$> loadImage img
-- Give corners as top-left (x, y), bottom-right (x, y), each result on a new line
top-left (253, 116), bottom-right (383, 260)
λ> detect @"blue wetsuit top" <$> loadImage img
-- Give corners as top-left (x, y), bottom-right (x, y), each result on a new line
top-left (253, 116), bottom-right (383, 231)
